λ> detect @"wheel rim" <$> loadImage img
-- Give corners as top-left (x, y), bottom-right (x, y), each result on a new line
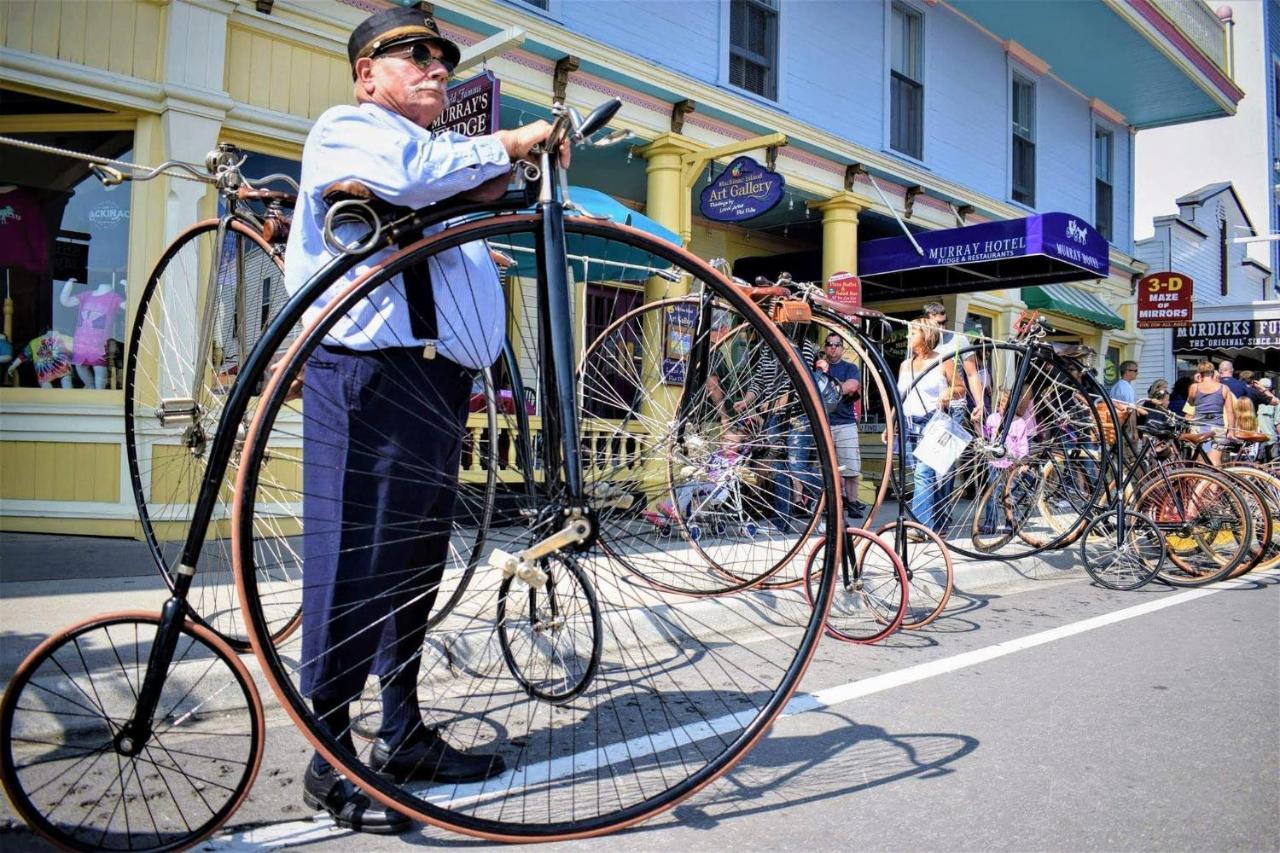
top-left (231, 214), bottom-right (841, 839)
top-left (0, 612), bottom-right (263, 851)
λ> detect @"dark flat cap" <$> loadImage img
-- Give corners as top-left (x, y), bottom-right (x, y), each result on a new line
top-left (347, 6), bottom-right (461, 71)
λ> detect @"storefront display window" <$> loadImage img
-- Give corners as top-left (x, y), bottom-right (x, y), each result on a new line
top-left (2, 130), bottom-right (133, 390)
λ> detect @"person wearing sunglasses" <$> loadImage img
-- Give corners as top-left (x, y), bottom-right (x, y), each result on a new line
top-left (821, 334), bottom-right (869, 519)
top-left (283, 6), bottom-right (574, 834)
top-left (923, 301), bottom-right (986, 426)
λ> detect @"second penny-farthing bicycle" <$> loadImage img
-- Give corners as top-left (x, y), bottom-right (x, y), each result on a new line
top-left (0, 98), bottom-right (842, 848)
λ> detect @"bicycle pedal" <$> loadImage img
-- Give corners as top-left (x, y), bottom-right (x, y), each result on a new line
top-left (489, 549), bottom-right (548, 589)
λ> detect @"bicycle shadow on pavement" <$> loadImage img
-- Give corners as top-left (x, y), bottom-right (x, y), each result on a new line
top-left (632, 709), bottom-right (977, 834)
top-left (361, 709), bottom-right (978, 846)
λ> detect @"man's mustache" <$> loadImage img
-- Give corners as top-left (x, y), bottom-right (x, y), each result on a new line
top-left (408, 81), bottom-right (447, 99)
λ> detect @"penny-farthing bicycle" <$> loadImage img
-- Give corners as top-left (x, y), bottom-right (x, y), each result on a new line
top-left (1, 98), bottom-right (842, 848)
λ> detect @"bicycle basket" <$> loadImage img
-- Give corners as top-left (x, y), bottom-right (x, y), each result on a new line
top-left (1093, 401), bottom-right (1131, 445)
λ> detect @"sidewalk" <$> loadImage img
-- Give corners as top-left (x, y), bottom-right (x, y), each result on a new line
top-left (0, 527), bottom-right (1087, 681)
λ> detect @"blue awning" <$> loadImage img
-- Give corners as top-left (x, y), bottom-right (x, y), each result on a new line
top-left (500, 187), bottom-right (681, 284)
top-left (859, 212), bottom-right (1110, 299)
top-left (565, 187), bottom-right (680, 245)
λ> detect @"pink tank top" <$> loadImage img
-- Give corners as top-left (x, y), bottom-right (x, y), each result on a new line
top-left (71, 290), bottom-right (123, 366)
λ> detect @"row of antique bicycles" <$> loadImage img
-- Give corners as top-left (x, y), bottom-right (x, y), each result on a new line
top-left (0, 98), bottom-right (1271, 850)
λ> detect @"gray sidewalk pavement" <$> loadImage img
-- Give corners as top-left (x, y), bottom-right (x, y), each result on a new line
top-left (0, 526), bottom-right (1086, 684)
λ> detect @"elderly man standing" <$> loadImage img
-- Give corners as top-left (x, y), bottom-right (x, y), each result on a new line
top-left (283, 6), bottom-right (565, 833)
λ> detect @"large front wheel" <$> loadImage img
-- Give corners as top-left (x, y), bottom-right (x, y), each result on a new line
top-left (232, 213), bottom-right (840, 840)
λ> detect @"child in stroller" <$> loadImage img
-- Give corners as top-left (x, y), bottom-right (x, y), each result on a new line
top-left (644, 431), bottom-right (760, 540)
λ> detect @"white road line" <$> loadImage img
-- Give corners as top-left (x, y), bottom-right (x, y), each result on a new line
top-left (207, 570), bottom-right (1274, 849)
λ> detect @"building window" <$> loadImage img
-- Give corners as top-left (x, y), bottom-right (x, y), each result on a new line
top-left (519, 0), bottom-right (548, 8)
top-left (1, 128), bottom-right (134, 390)
top-left (1094, 126), bottom-right (1114, 242)
top-left (889, 3), bottom-right (923, 159)
top-left (1011, 74), bottom-right (1036, 206)
top-left (729, 0), bottom-right (779, 100)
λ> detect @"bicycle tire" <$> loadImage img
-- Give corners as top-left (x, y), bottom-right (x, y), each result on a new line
top-left (0, 611), bottom-right (264, 851)
top-left (802, 527), bottom-right (907, 643)
top-left (873, 520), bottom-right (954, 629)
top-left (1079, 509), bottom-right (1165, 590)
top-left (496, 555), bottom-right (602, 702)
top-left (232, 213), bottom-right (840, 840)
top-left (1133, 468), bottom-right (1252, 586)
top-left (898, 341), bottom-right (1109, 560)
top-left (1223, 463), bottom-right (1280, 573)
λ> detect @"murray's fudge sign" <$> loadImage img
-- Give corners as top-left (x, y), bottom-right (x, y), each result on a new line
top-left (698, 156), bottom-right (785, 222)
top-left (430, 72), bottom-right (500, 137)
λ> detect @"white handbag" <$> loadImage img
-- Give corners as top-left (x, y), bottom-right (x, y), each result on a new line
top-left (913, 411), bottom-right (971, 474)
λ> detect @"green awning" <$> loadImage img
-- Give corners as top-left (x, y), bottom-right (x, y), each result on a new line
top-left (1021, 284), bottom-right (1125, 330)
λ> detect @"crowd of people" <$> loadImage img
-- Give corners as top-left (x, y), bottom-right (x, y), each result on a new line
top-left (1119, 358), bottom-right (1280, 463)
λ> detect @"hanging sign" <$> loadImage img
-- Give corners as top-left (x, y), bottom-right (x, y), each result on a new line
top-left (661, 303), bottom-right (698, 384)
top-left (430, 71), bottom-right (500, 137)
top-left (826, 271), bottom-right (861, 309)
top-left (1173, 319), bottom-right (1280, 352)
top-left (698, 156), bottom-right (785, 222)
top-left (1136, 271), bottom-right (1193, 328)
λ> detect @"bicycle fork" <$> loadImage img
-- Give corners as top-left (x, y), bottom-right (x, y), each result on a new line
top-left (113, 584), bottom-right (191, 755)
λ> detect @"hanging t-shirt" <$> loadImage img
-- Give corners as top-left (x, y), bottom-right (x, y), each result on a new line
top-left (71, 289), bottom-right (124, 366)
top-left (0, 188), bottom-right (49, 273)
top-left (24, 331), bottom-right (74, 385)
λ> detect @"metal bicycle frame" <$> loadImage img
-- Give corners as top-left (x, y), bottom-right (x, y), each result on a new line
top-left (116, 174), bottom-right (577, 741)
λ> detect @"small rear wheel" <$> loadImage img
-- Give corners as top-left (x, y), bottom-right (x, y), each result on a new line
top-left (497, 556), bottom-right (602, 703)
top-left (1079, 509), bottom-right (1165, 590)
top-left (804, 528), bottom-right (907, 644)
top-left (0, 611), bottom-right (264, 851)
top-left (874, 520), bottom-right (954, 629)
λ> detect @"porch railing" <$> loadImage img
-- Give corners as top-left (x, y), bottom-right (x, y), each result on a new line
top-left (1147, 0), bottom-right (1230, 77)
top-left (461, 413), bottom-right (650, 485)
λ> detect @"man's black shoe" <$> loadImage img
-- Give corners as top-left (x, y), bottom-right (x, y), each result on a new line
top-left (302, 762), bottom-right (411, 834)
top-left (846, 500), bottom-right (870, 518)
top-left (370, 730), bottom-right (506, 784)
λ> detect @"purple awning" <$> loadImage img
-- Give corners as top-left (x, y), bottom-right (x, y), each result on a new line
top-left (858, 212), bottom-right (1110, 298)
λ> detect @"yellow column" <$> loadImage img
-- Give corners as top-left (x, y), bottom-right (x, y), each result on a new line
top-left (637, 133), bottom-right (705, 265)
top-left (633, 135), bottom-right (705, 510)
top-left (808, 191), bottom-right (872, 281)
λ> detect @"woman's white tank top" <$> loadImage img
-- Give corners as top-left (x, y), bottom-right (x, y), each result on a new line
top-left (898, 354), bottom-right (950, 418)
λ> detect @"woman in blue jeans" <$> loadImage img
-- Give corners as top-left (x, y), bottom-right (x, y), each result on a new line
top-left (896, 318), bottom-right (959, 531)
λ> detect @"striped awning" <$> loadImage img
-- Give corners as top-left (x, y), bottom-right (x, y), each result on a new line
top-left (1021, 284), bottom-right (1124, 330)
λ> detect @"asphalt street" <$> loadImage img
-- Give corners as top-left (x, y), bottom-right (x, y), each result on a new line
top-left (0, 534), bottom-right (1276, 851)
